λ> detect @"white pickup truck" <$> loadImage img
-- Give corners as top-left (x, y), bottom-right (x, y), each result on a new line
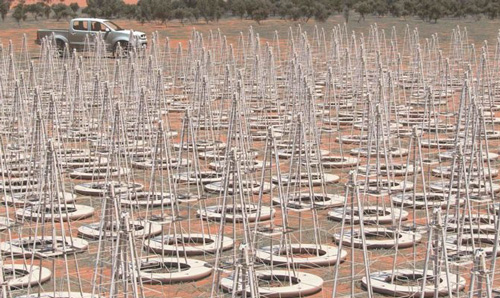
top-left (35, 18), bottom-right (147, 55)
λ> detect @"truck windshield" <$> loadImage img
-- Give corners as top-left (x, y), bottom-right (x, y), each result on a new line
top-left (103, 21), bottom-right (123, 31)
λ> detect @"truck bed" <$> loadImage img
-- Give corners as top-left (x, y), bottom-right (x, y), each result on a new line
top-left (36, 29), bottom-right (69, 44)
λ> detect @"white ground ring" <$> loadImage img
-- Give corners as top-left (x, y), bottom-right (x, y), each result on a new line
top-left (208, 159), bottom-right (263, 172)
top-left (0, 236), bottom-right (88, 258)
top-left (321, 155), bottom-right (358, 168)
top-left (119, 191), bottom-right (174, 207)
top-left (275, 148), bottom-right (329, 159)
top-left (61, 156), bottom-right (109, 168)
top-left (362, 269), bottom-right (465, 297)
top-left (74, 181), bottom-right (144, 196)
top-left (176, 193), bottom-right (204, 203)
top-left (16, 204), bottom-right (94, 222)
top-left (204, 180), bottom-right (274, 194)
top-left (3, 264), bottom-right (52, 288)
top-left (220, 270), bottom-right (324, 298)
top-left (199, 148), bottom-right (259, 160)
top-left (131, 157), bottom-right (191, 169)
top-left (78, 220), bottom-right (163, 239)
top-left (118, 146), bottom-right (153, 157)
top-left (138, 257), bottom-right (212, 283)
top-left (272, 193), bottom-right (345, 210)
top-left (459, 130), bottom-right (500, 140)
top-left (0, 178), bottom-right (39, 193)
top-left (144, 233), bottom-right (234, 255)
top-left (439, 150), bottom-right (499, 161)
top-left (251, 130), bottom-right (283, 141)
top-left (173, 171), bottom-right (223, 184)
top-left (322, 116), bottom-right (358, 126)
top-left (256, 243), bottom-right (347, 267)
top-left (4, 191), bottom-right (76, 207)
top-left (350, 147), bottom-right (409, 157)
top-left (55, 148), bottom-right (90, 158)
top-left (358, 179), bottom-right (414, 196)
top-left (0, 217), bottom-right (14, 231)
top-left (335, 227), bottom-right (421, 249)
top-left (445, 214), bottom-right (496, 233)
top-left (328, 206), bottom-right (408, 224)
top-left (173, 140), bottom-right (226, 152)
top-left (0, 162), bottom-right (37, 177)
top-left (358, 163), bottom-right (419, 177)
top-left (69, 167), bottom-right (129, 180)
top-left (392, 192), bottom-right (463, 209)
top-left (272, 173), bottom-right (340, 186)
top-left (430, 180), bottom-right (500, 195)
top-left (431, 166), bottom-right (499, 178)
top-left (197, 204), bottom-right (275, 222)
top-left (60, 130), bottom-right (99, 141)
top-left (336, 134), bottom-right (371, 144)
top-left (445, 234), bottom-right (500, 256)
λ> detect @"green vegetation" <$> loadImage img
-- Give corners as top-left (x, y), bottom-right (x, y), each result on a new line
top-left (52, 3), bottom-right (77, 21)
top-left (6, 0), bottom-right (500, 25)
top-left (83, 0), bottom-right (124, 18)
top-left (12, 1), bottom-right (27, 25)
top-left (0, 0), bottom-right (11, 21)
top-left (8, 1), bottom-right (78, 25)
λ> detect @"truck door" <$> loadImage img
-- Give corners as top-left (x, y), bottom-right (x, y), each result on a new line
top-left (69, 20), bottom-right (89, 50)
top-left (90, 21), bottom-right (109, 48)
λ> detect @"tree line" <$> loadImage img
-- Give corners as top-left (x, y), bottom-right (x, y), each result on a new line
top-left (0, 0), bottom-right (79, 24)
top-left (1, 0), bottom-right (500, 25)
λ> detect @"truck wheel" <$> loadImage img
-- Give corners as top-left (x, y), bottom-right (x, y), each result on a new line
top-left (56, 40), bottom-right (65, 58)
top-left (114, 41), bottom-right (129, 58)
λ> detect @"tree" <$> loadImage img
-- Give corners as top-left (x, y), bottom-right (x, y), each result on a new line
top-left (196, 0), bottom-right (225, 23)
top-left (299, 0), bottom-right (333, 22)
top-left (0, 0), bottom-right (11, 21)
top-left (183, 0), bottom-right (197, 8)
top-left (173, 7), bottom-right (193, 24)
top-left (245, 0), bottom-right (271, 24)
top-left (390, 0), bottom-right (415, 18)
top-left (354, 0), bottom-right (373, 21)
top-left (294, 0), bottom-right (315, 22)
top-left (462, 0), bottom-right (482, 20)
top-left (268, 0), bottom-right (280, 16)
top-left (312, 1), bottom-right (331, 22)
top-left (416, 0), bottom-right (451, 23)
top-left (154, 0), bottom-right (172, 24)
top-left (69, 3), bottom-right (79, 14)
top-left (12, 1), bottom-right (27, 25)
top-left (331, 0), bottom-right (356, 23)
top-left (252, 5), bottom-right (271, 23)
top-left (121, 4), bottom-right (137, 19)
top-left (231, 0), bottom-right (246, 18)
top-left (84, 0), bottom-right (125, 18)
top-left (26, 3), bottom-right (46, 20)
top-left (372, 0), bottom-right (388, 16)
top-left (212, 0), bottom-right (225, 21)
top-left (190, 7), bottom-right (200, 21)
top-left (43, 2), bottom-right (52, 18)
top-left (52, 3), bottom-right (74, 21)
top-left (136, 0), bottom-right (173, 24)
top-left (273, 0), bottom-right (331, 23)
top-left (136, 0), bottom-right (154, 23)
top-left (483, 0), bottom-right (500, 19)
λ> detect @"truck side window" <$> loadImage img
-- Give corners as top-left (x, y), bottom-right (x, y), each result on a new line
top-left (91, 21), bottom-right (106, 32)
top-left (73, 21), bottom-right (88, 31)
